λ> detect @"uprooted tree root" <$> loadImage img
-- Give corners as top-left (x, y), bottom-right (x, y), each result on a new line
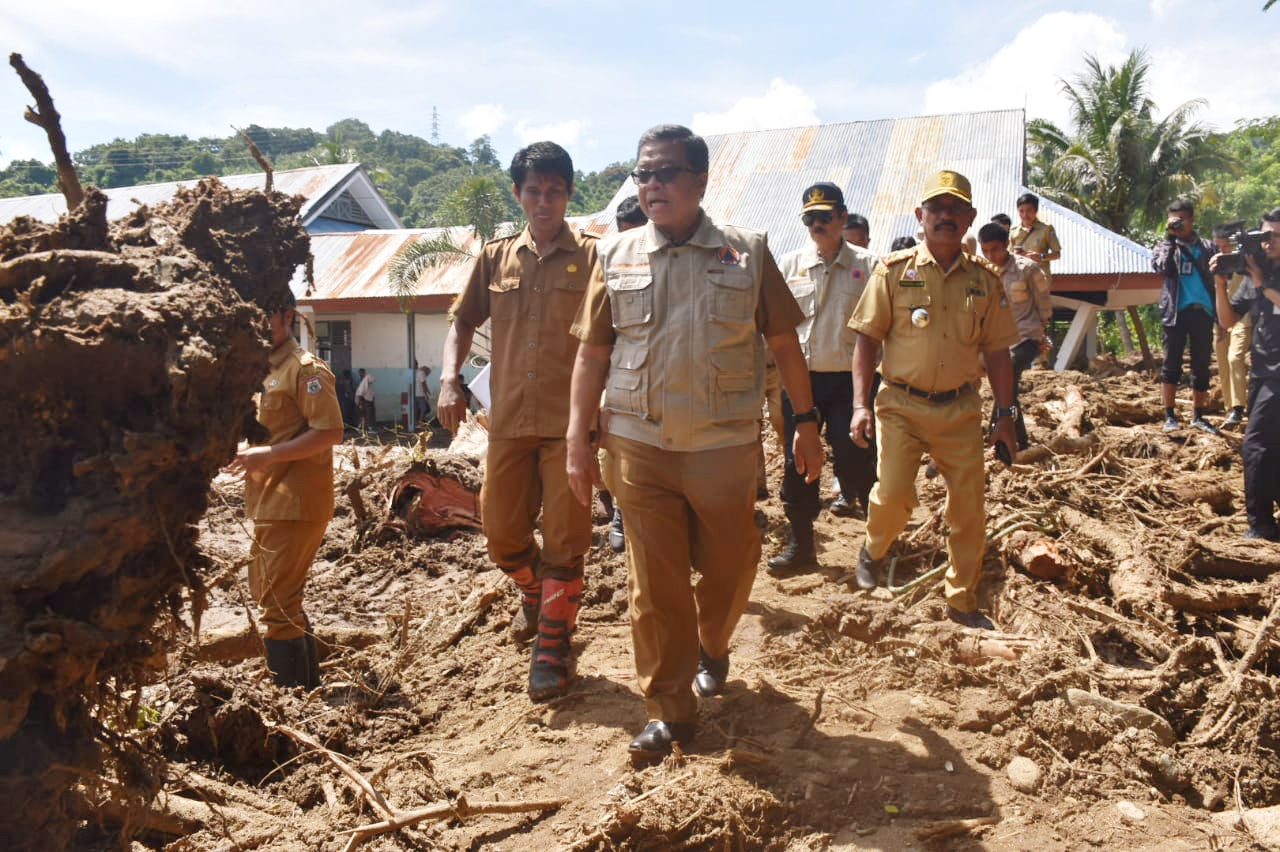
top-left (0, 178), bottom-right (308, 850)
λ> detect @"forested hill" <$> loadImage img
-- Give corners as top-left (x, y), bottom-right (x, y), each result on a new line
top-left (0, 118), bottom-right (631, 228)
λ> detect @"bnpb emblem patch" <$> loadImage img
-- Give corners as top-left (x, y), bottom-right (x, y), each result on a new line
top-left (306, 377), bottom-right (322, 395)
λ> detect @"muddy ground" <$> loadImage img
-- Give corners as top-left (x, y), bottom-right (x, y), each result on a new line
top-left (68, 366), bottom-right (1278, 852)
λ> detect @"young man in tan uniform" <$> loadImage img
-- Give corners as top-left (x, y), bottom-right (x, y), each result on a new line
top-left (439, 141), bottom-right (597, 700)
top-left (979, 221), bottom-right (1053, 449)
top-left (566, 124), bottom-right (823, 760)
top-left (848, 171), bottom-right (1020, 630)
top-left (769, 182), bottom-right (878, 573)
top-left (229, 291), bottom-right (344, 688)
top-left (1010, 192), bottom-right (1062, 283)
top-left (1212, 224), bottom-right (1253, 428)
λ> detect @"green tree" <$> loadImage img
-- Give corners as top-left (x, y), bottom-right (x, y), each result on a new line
top-left (1196, 117), bottom-right (1280, 228)
top-left (435, 175), bottom-right (507, 241)
top-left (1027, 50), bottom-right (1232, 236)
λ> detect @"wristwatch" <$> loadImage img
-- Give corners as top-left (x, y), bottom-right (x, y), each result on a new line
top-left (794, 407), bottom-right (820, 424)
top-left (993, 405), bottom-right (1016, 419)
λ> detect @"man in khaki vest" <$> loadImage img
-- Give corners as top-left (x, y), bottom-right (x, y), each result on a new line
top-left (566, 124), bottom-right (823, 761)
top-left (848, 171), bottom-right (1020, 630)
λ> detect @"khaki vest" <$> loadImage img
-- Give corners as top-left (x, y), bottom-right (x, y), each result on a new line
top-left (600, 217), bottom-right (766, 452)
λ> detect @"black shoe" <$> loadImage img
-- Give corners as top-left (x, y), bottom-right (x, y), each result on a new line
top-left (924, 459), bottom-right (940, 479)
top-left (766, 529), bottom-right (818, 575)
top-left (608, 509), bottom-right (626, 553)
top-left (1162, 414), bottom-right (1180, 433)
top-left (1189, 416), bottom-right (1219, 435)
top-left (264, 637), bottom-right (313, 688)
top-left (693, 648), bottom-right (729, 698)
top-left (628, 720), bottom-right (696, 761)
top-left (829, 495), bottom-right (857, 518)
top-left (947, 606), bottom-right (996, 631)
top-left (1222, 407), bottom-right (1244, 428)
top-left (756, 484), bottom-right (769, 501)
top-left (854, 544), bottom-right (884, 590)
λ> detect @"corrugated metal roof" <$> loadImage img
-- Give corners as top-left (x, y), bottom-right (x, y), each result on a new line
top-left (589, 109), bottom-right (1152, 276)
top-left (0, 163), bottom-right (402, 229)
top-left (296, 214), bottom-right (606, 305)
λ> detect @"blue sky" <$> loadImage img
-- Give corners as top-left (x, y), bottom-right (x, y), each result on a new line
top-left (1, 0), bottom-right (1278, 174)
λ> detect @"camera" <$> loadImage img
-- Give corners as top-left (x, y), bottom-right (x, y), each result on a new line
top-left (1216, 220), bottom-right (1270, 277)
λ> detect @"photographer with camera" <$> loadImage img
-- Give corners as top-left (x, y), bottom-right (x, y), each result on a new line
top-left (1152, 198), bottom-right (1219, 434)
top-left (1211, 209), bottom-right (1280, 541)
top-left (1211, 223), bottom-right (1255, 428)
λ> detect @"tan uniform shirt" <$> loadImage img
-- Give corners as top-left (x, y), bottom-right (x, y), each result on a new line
top-left (450, 224), bottom-right (599, 440)
top-left (848, 244), bottom-right (1020, 393)
top-left (1009, 219), bottom-right (1061, 280)
top-left (996, 253), bottom-right (1053, 342)
top-left (779, 240), bottom-right (876, 372)
top-left (573, 214), bottom-right (802, 452)
top-left (246, 339), bottom-right (344, 521)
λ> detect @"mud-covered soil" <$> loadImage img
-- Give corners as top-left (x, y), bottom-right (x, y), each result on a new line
top-left (82, 367), bottom-right (1280, 852)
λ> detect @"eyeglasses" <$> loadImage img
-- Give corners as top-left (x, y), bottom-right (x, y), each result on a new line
top-left (801, 210), bottom-right (834, 227)
top-left (631, 166), bottom-right (695, 186)
top-left (922, 199), bottom-right (973, 215)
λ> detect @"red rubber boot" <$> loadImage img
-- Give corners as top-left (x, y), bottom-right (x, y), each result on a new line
top-left (528, 576), bottom-right (582, 700)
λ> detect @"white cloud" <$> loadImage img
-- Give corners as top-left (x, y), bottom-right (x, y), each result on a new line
top-left (514, 119), bottom-right (585, 147)
top-left (459, 104), bottom-right (508, 141)
top-left (922, 12), bottom-right (1128, 130)
top-left (1149, 0), bottom-right (1186, 19)
top-left (1147, 38), bottom-right (1280, 134)
top-left (691, 78), bottom-right (820, 136)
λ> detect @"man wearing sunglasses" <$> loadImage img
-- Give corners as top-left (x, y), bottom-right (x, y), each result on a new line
top-left (566, 124), bottom-right (823, 760)
top-left (847, 171), bottom-right (1020, 631)
top-left (767, 183), bottom-right (879, 574)
top-left (1211, 209), bottom-right (1280, 541)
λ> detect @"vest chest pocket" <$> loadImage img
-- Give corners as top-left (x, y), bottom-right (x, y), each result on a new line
top-left (710, 350), bottom-right (759, 423)
top-left (788, 278), bottom-right (817, 319)
top-left (709, 269), bottom-right (755, 324)
top-left (489, 277), bottom-right (522, 319)
top-left (606, 342), bottom-right (649, 419)
top-left (607, 273), bottom-right (652, 328)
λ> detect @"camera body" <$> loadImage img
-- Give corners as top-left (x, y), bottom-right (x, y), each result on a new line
top-left (1216, 220), bottom-right (1269, 277)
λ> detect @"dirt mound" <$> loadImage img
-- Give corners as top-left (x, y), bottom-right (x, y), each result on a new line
top-left (0, 178), bottom-right (308, 849)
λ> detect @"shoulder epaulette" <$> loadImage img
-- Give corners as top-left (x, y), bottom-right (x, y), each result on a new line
top-left (576, 229), bottom-right (601, 241)
top-left (881, 247), bottom-right (915, 266)
top-left (970, 254), bottom-right (1002, 276)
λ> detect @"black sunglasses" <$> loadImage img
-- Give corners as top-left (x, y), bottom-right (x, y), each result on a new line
top-left (802, 210), bottom-right (834, 227)
top-left (631, 166), bottom-right (695, 186)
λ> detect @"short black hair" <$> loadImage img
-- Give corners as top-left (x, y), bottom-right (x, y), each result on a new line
top-left (991, 213), bottom-right (1012, 228)
top-left (616, 195), bottom-right (647, 227)
top-left (889, 236), bottom-right (917, 251)
top-left (1016, 192), bottom-right (1039, 210)
top-left (978, 223), bottom-right (1009, 244)
top-left (843, 213), bottom-right (869, 234)
top-left (636, 124), bottom-right (709, 173)
top-left (1211, 222), bottom-right (1238, 238)
top-left (1168, 197), bottom-right (1195, 216)
top-left (1262, 207), bottom-right (1280, 225)
top-left (510, 141), bottom-right (574, 191)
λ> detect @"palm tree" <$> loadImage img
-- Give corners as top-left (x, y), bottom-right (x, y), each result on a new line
top-left (1027, 50), bottom-right (1234, 236)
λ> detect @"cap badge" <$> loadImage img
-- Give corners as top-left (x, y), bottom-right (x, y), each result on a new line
top-left (807, 187), bottom-right (826, 205)
top-left (939, 172), bottom-right (956, 187)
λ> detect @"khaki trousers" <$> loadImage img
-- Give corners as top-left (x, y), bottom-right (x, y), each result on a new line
top-left (249, 519), bottom-right (329, 640)
top-left (865, 384), bottom-right (987, 612)
top-left (483, 436), bottom-right (591, 581)
top-left (602, 434), bottom-right (760, 724)
top-left (1216, 318), bottom-right (1253, 411)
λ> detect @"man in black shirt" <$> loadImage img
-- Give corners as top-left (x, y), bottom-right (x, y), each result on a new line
top-left (1212, 208), bottom-right (1280, 540)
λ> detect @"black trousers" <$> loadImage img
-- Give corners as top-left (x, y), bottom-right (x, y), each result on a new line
top-left (780, 371), bottom-right (877, 526)
top-left (1243, 378), bottom-right (1280, 535)
top-left (992, 338), bottom-right (1040, 449)
top-left (1161, 306), bottom-right (1215, 391)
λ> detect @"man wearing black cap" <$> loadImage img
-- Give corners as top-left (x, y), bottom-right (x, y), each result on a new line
top-left (769, 183), bottom-right (879, 572)
top-left (847, 171), bottom-right (1020, 630)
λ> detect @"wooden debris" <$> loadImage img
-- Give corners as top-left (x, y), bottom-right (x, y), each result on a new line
top-left (339, 795), bottom-right (568, 852)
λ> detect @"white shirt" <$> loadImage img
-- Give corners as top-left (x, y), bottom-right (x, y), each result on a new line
top-left (356, 374), bottom-right (376, 402)
top-left (778, 240), bottom-right (877, 372)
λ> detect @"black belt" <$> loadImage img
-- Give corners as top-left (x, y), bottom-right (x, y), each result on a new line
top-left (885, 379), bottom-right (971, 403)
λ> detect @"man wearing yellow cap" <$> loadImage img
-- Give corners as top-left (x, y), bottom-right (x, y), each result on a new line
top-left (847, 170), bottom-right (1020, 630)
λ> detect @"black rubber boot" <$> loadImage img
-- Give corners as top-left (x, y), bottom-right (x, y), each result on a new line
top-left (854, 543), bottom-right (885, 590)
top-left (529, 576), bottom-right (582, 700)
top-left (766, 523), bottom-right (817, 575)
top-left (300, 614), bottom-right (321, 690)
top-left (264, 637), bottom-right (310, 688)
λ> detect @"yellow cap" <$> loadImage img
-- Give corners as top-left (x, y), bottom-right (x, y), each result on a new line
top-left (921, 170), bottom-right (972, 205)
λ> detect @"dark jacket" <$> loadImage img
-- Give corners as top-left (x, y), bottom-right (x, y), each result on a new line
top-left (1152, 234), bottom-right (1215, 327)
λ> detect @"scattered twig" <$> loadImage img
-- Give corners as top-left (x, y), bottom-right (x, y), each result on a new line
top-left (233, 125), bottom-right (274, 192)
top-left (9, 53), bottom-right (83, 208)
top-left (791, 687), bottom-right (825, 748)
top-left (339, 795), bottom-right (568, 852)
top-left (271, 724), bottom-right (396, 820)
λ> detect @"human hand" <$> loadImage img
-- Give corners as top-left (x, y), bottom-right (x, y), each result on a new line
top-left (225, 444), bottom-right (273, 478)
top-left (792, 423), bottom-right (824, 484)
top-left (437, 378), bottom-right (468, 432)
top-left (565, 435), bottom-right (602, 507)
top-left (850, 406), bottom-right (874, 448)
